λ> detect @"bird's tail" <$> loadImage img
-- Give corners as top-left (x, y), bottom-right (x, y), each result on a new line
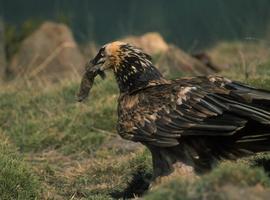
top-left (234, 123), bottom-right (270, 153)
top-left (148, 81), bottom-right (270, 175)
top-left (225, 81), bottom-right (270, 153)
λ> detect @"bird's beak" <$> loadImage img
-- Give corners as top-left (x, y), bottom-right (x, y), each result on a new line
top-left (76, 60), bottom-right (106, 102)
top-left (85, 60), bottom-right (106, 79)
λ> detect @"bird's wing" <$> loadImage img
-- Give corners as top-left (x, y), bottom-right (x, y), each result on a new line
top-left (117, 75), bottom-right (270, 147)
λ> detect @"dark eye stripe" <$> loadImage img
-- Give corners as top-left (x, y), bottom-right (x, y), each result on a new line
top-left (92, 47), bottom-right (106, 64)
top-left (100, 47), bottom-right (105, 54)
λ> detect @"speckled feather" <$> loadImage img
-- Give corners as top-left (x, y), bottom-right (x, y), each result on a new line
top-left (117, 75), bottom-right (270, 174)
top-left (78, 41), bottom-right (270, 177)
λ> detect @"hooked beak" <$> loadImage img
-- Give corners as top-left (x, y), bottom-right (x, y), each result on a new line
top-left (85, 60), bottom-right (106, 79)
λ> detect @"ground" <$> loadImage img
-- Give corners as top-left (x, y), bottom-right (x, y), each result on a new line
top-left (1, 41), bottom-right (270, 199)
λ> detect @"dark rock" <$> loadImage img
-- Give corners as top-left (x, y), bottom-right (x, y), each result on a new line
top-left (192, 52), bottom-right (221, 72)
top-left (155, 44), bottom-right (215, 76)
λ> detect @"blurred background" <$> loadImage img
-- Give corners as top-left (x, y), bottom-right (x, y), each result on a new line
top-left (1, 1), bottom-right (270, 199)
top-left (1, 0), bottom-right (270, 49)
top-left (1, 0), bottom-right (270, 82)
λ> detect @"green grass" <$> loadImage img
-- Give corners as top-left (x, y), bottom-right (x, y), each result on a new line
top-left (0, 40), bottom-right (270, 199)
top-left (145, 162), bottom-right (270, 200)
top-left (0, 75), bottom-right (120, 198)
top-left (0, 134), bottom-right (40, 200)
top-left (0, 76), bottom-right (118, 154)
top-left (70, 149), bottom-right (152, 197)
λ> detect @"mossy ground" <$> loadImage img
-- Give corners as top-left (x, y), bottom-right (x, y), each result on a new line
top-left (1, 41), bottom-right (270, 199)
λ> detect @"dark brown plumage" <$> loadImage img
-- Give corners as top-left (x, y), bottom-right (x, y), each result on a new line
top-left (78, 41), bottom-right (270, 180)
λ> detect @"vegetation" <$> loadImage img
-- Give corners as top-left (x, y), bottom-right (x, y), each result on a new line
top-left (1, 39), bottom-right (270, 199)
top-left (0, 74), bottom-right (152, 199)
top-left (0, 134), bottom-right (40, 200)
top-left (145, 162), bottom-right (270, 200)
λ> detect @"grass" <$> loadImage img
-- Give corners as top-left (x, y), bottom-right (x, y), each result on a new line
top-left (0, 76), bottom-right (118, 154)
top-left (145, 162), bottom-right (270, 200)
top-left (0, 134), bottom-right (40, 200)
top-left (0, 75), bottom-right (121, 199)
top-left (0, 40), bottom-right (270, 199)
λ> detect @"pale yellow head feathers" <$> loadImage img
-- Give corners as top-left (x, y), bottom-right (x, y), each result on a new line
top-left (91, 41), bottom-right (153, 73)
top-left (89, 41), bottom-right (161, 93)
top-left (104, 41), bottom-right (125, 56)
top-left (102, 41), bottom-right (126, 70)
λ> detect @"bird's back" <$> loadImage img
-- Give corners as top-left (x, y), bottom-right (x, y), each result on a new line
top-left (117, 75), bottom-right (270, 174)
top-left (78, 41), bottom-right (270, 178)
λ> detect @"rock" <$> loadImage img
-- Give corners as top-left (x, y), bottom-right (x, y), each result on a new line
top-left (155, 44), bottom-right (215, 76)
top-left (192, 52), bottom-right (221, 72)
top-left (121, 32), bottom-right (169, 55)
top-left (122, 33), bottom-right (216, 76)
top-left (10, 21), bottom-right (85, 82)
top-left (0, 17), bottom-right (6, 80)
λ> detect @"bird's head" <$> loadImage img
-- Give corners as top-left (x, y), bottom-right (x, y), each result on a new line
top-left (89, 41), bottom-right (151, 71)
top-left (85, 41), bottom-right (164, 93)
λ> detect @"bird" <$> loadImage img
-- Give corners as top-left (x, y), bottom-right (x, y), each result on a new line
top-left (78, 41), bottom-right (270, 182)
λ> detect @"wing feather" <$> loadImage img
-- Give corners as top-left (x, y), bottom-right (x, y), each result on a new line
top-left (118, 76), bottom-right (270, 148)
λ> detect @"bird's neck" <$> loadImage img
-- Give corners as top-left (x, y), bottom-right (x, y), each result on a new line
top-left (114, 64), bottom-right (164, 93)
